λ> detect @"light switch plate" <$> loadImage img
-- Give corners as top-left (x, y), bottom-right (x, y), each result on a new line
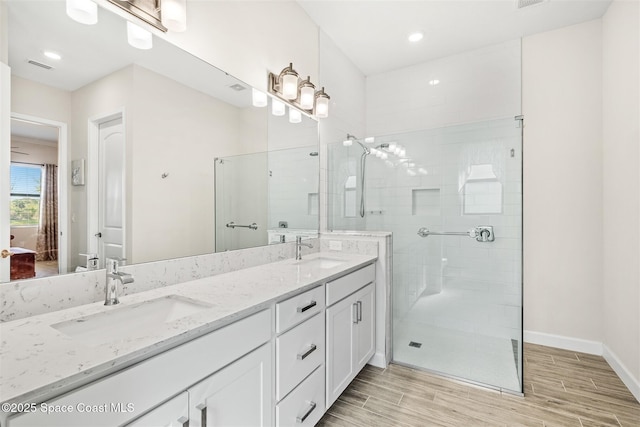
top-left (329, 240), bottom-right (342, 251)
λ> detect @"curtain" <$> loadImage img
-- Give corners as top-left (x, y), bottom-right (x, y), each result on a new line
top-left (36, 164), bottom-right (58, 261)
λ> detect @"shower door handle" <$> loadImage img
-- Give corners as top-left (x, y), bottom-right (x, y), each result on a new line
top-left (417, 226), bottom-right (495, 242)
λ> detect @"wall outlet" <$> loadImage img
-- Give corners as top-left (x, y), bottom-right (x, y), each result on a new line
top-left (329, 240), bottom-right (342, 251)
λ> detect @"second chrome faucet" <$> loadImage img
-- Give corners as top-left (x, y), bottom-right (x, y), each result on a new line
top-left (105, 258), bottom-right (134, 306)
top-left (295, 236), bottom-right (313, 260)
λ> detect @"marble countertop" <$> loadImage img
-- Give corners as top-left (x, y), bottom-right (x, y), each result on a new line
top-left (0, 252), bottom-right (376, 405)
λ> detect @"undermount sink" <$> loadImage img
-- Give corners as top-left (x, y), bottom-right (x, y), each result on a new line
top-left (51, 295), bottom-right (211, 346)
top-left (296, 257), bottom-right (345, 269)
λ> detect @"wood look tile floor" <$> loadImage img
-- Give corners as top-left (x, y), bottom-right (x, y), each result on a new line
top-left (317, 343), bottom-right (640, 426)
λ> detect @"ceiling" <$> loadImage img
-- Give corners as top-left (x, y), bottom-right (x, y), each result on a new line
top-left (7, 1), bottom-right (252, 108)
top-left (298, 0), bottom-right (612, 76)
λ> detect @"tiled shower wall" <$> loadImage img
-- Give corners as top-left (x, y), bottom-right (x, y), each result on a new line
top-left (329, 118), bottom-right (522, 343)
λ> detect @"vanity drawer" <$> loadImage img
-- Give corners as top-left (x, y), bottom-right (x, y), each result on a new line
top-left (276, 285), bottom-right (325, 333)
top-left (326, 263), bottom-right (375, 306)
top-left (276, 312), bottom-right (325, 400)
top-left (276, 366), bottom-right (325, 427)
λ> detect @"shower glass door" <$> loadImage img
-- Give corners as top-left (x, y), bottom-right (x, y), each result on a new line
top-left (328, 117), bottom-right (523, 392)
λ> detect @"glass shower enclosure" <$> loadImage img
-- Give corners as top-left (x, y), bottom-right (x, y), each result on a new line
top-left (328, 117), bottom-right (523, 393)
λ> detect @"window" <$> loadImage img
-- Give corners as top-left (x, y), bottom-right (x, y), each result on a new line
top-left (10, 163), bottom-right (42, 226)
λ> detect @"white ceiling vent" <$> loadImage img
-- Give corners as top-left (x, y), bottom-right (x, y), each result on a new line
top-left (517, 0), bottom-right (547, 8)
top-left (27, 60), bottom-right (53, 70)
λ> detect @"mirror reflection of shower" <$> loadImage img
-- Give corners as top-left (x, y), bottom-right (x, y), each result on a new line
top-left (342, 134), bottom-right (391, 217)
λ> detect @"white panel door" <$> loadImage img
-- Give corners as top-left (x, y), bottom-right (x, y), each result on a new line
top-left (355, 283), bottom-right (376, 368)
top-left (98, 117), bottom-right (125, 264)
top-left (325, 293), bottom-right (356, 407)
top-left (188, 344), bottom-right (272, 427)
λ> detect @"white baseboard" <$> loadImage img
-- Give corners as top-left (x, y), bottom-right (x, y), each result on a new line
top-left (524, 330), bottom-right (640, 403)
top-left (523, 330), bottom-right (603, 355)
top-left (603, 344), bottom-right (640, 403)
top-left (368, 351), bottom-right (387, 369)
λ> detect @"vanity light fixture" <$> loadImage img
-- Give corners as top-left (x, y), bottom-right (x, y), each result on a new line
top-left (161, 0), bottom-right (187, 32)
top-left (271, 98), bottom-right (286, 116)
top-left (288, 107), bottom-right (302, 124)
top-left (66, 0), bottom-right (98, 25)
top-left (127, 21), bottom-right (153, 50)
top-left (268, 63), bottom-right (330, 119)
top-left (314, 87), bottom-right (330, 119)
top-left (252, 89), bottom-right (268, 107)
top-left (298, 77), bottom-right (315, 110)
top-left (429, 79), bottom-right (440, 86)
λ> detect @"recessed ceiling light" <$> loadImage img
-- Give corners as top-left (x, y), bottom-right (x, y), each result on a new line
top-left (43, 51), bottom-right (62, 60)
top-left (408, 32), bottom-right (424, 43)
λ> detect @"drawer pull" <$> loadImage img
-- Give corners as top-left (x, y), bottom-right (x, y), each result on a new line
top-left (177, 416), bottom-right (189, 427)
top-left (196, 404), bottom-right (206, 426)
top-left (353, 303), bottom-right (358, 324)
top-left (297, 343), bottom-right (317, 360)
top-left (296, 401), bottom-right (317, 423)
top-left (357, 300), bottom-right (363, 322)
top-left (297, 300), bottom-right (317, 313)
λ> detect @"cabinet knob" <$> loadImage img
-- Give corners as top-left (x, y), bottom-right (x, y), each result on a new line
top-left (297, 344), bottom-right (317, 360)
top-left (352, 303), bottom-right (358, 324)
top-left (296, 401), bottom-right (317, 423)
top-left (297, 300), bottom-right (317, 313)
top-left (196, 404), bottom-right (206, 426)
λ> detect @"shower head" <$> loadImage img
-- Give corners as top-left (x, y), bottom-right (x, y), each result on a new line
top-left (375, 143), bottom-right (390, 150)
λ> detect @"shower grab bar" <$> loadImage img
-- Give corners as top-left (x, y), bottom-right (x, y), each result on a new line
top-left (417, 226), bottom-right (495, 242)
top-left (226, 222), bottom-right (258, 230)
top-left (417, 228), bottom-right (470, 237)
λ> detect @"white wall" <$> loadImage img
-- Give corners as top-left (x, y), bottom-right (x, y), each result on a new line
top-left (69, 66), bottom-right (134, 270)
top-left (522, 20), bottom-right (604, 346)
top-left (130, 65), bottom-right (263, 263)
top-left (11, 76), bottom-right (71, 124)
top-left (366, 39), bottom-right (522, 137)
top-left (155, 0), bottom-right (319, 94)
top-left (318, 30), bottom-right (367, 232)
top-left (602, 0), bottom-right (640, 396)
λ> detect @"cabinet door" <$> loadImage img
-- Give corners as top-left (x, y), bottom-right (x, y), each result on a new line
top-left (355, 283), bottom-right (375, 369)
top-left (125, 392), bottom-right (189, 427)
top-left (189, 343), bottom-right (272, 427)
top-left (325, 293), bottom-right (356, 407)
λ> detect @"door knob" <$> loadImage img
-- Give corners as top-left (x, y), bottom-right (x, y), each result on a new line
top-left (1, 249), bottom-right (15, 258)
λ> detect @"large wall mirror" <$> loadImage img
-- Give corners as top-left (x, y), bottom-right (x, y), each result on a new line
top-left (2, 0), bottom-right (319, 283)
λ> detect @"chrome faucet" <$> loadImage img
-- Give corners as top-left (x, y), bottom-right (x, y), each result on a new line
top-left (105, 258), bottom-right (134, 306)
top-left (295, 236), bottom-right (313, 260)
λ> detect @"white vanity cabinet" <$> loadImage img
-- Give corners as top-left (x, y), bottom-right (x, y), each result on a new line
top-left (5, 309), bottom-right (272, 427)
top-left (325, 264), bottom-right (376, 407)
top-left (2, 257), bottom-right (380, 427)
top-left (188, 344), bottom-right (272, 427)
top-left (275, 286), bottom-right (326, 427)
